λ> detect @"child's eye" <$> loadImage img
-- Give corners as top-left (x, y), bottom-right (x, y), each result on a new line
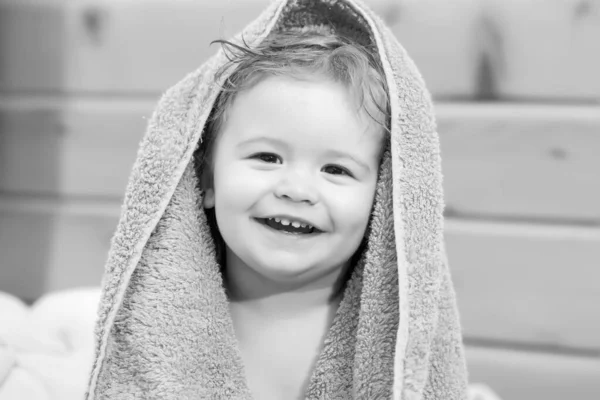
top-left (323, 165), bottom-right (353, 177)
top-left (250, 152), bottom-right (282, 164)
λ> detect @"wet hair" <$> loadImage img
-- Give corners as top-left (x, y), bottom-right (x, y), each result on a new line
top-left (195, 30), bottom-right (391, 299)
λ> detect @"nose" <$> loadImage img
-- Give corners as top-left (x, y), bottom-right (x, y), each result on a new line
top-left (274, 169), bottom-right (318, 205)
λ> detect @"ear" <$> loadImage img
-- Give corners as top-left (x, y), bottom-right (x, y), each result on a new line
top-left (203, 187), bottom-right (215, 209)
top-left (199, 166), bottom-right (215, 209)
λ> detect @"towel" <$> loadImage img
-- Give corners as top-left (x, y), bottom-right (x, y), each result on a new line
top-left (85, 0), bottom-right (468, 398)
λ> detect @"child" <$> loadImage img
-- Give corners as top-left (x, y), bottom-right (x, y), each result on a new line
top-left (86, 1), bottom-right (468, 399)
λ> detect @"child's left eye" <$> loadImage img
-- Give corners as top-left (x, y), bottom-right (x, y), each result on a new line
top-left (323, 165), bottom-right (353, 177)
top-left (250, 152), bottom-right (282, 164)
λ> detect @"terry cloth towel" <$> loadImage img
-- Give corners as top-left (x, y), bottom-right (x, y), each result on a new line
top-left (85, 0), bottom-right (468, 399)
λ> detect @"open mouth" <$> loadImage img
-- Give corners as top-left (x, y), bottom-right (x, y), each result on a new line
top-left (254, 217), bottom-right (321, 235)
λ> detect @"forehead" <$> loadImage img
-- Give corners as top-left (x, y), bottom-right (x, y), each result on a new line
top-left (220, 75), bottom-right (384, 150)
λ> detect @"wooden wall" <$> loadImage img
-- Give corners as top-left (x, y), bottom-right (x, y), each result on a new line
top-left (1, 0), bottom-right (599, 398)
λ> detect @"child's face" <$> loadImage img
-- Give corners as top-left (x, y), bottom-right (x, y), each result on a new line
top-left (203, 75), bottom-right (383, 288)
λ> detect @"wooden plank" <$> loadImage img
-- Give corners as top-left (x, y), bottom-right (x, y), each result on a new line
top-left (484, 0), bottom-right (600, 101)
top-left (390, 0), bottom-right (484, 99)
top-left (3, 0), bottom-right (599, 100)
top-left (0, 0), bottom-right (251, 94)
top-left (0, 194), bottom-right (119, 301)
top-left (466, 345), bottom-right (600, 400)
top-left (0, 0), bottom-right (396, 95)
top-left (447, 218), bottom-right (600, 351)
top-left (392, 0), bottom-right (600, 101)
top-left (0, 1), bottom-right (66, 93)
top-left (3, 98), bottom-right (599, 222)
top-left (438, 103), bottom-right (600, 222)
top-left (0, 95), bottom-right (152, 198)
top-left (1, 0), bottom-right (476, 98)
top-left (2, 191), bottom-right (598, 353)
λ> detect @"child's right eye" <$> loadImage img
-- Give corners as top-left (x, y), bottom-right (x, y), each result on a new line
top-left (250, 152), bottom-right (282, 164)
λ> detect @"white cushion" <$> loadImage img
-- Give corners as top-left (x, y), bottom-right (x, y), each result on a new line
top-left (0, 292), bottom-right (65, 354)
top-left (30, 287), bottom-right (101, 353)
top-left (0, 287), bottom-right (101, 400)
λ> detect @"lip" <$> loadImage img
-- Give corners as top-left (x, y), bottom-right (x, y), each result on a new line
top-left (255, 214), bottom-right (324, 232)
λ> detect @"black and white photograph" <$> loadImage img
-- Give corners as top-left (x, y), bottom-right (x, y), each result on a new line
top-left (0, 1), bottom-right (598, 399)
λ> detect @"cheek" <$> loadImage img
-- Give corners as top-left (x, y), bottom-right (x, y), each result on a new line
top-left (327, 182), bottom-right (377, 234)
top-left (213, 160), bottom-right (270, 209)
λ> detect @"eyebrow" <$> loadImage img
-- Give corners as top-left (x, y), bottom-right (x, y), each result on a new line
top-left (237, 136), bottom-right (287, 149)
top-left (324, 149), bottom-right (371, 173)
top-left (237, 136), bottom-right (371, 172)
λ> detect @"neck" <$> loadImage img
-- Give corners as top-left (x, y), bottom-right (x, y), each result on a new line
top-left (224, 249), bottom-right (347, 318)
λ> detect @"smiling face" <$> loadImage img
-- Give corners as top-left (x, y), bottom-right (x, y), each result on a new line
top-left (202, 75), bottom-right (383, 292)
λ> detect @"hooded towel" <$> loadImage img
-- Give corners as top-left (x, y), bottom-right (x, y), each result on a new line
top-left (85, 0), bottom-right (468, 398)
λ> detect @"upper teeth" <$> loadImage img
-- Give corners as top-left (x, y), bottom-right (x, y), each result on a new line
top-left (272, 217), bottom-right (312, 229)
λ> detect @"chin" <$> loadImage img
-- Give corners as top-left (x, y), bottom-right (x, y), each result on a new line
top-left (253, 261), bottom-right (314, 281)
top-left (253, 257), bottom-right (341, 286)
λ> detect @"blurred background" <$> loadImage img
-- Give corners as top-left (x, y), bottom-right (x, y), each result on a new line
top-left (0, 0), bottom-right (599, 399)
